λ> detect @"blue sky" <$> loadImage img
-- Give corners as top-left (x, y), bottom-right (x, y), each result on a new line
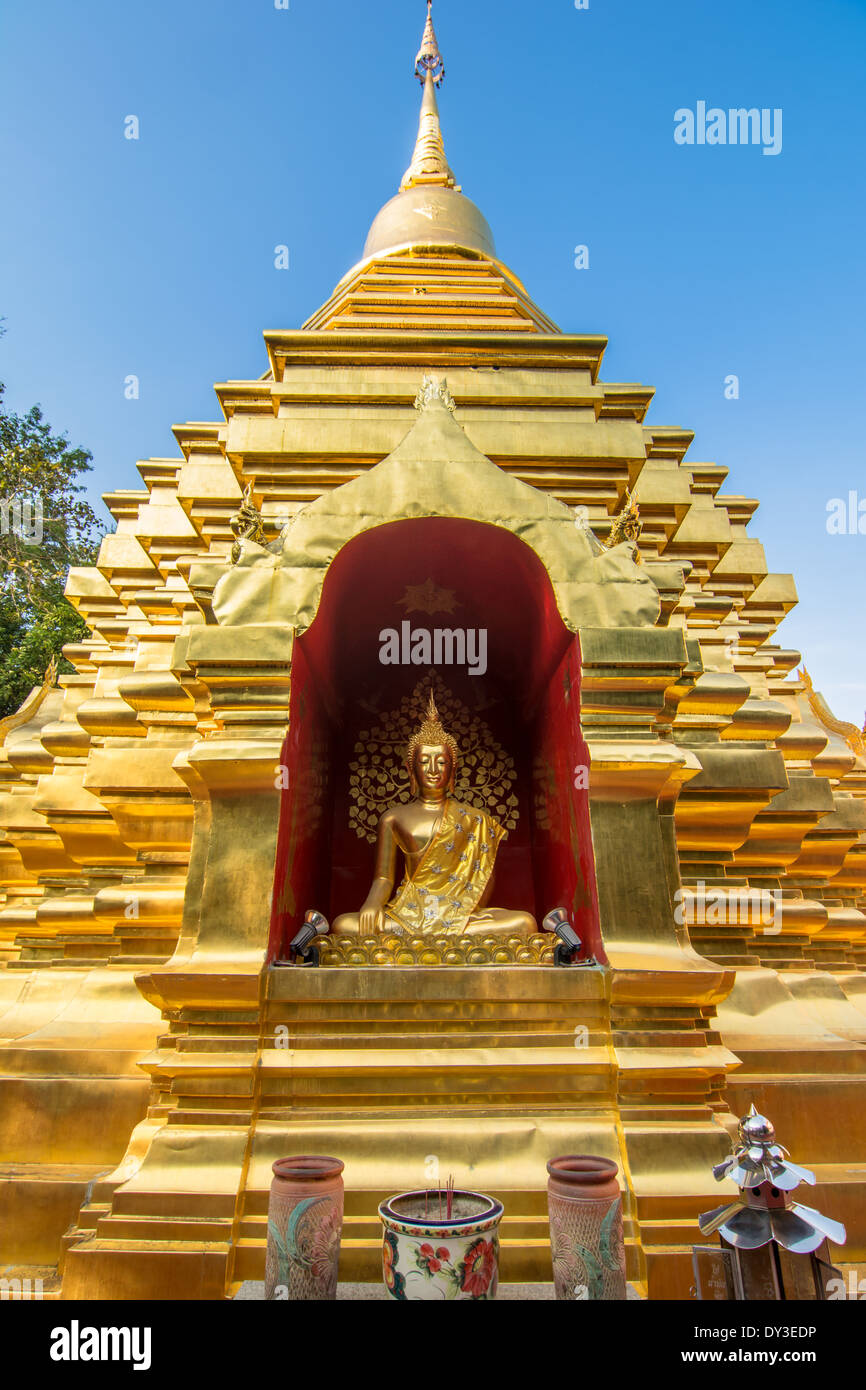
top-left (1, 0), bottom-right (864, 721)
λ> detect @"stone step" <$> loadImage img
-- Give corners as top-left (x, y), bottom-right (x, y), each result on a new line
top-left (230, 1232), bottom-right (643, 1286)
top-left (96, 1213), bottom-right (234, 1243)
top-left (238, 1210), bottom-right (556, 1243)
top-left (265, 1031), bottom-right (609, 1050)
top-left (167, 1109), bottom-right (256, 1127)
top-left (61, 1237), bottom-right (231, 1301)
top-left (0, 1163), bottom-right (106, 1266)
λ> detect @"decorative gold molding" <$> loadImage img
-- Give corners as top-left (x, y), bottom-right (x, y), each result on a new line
top-left (0, 655), bottom-right (57, 746)
top-left (605, 489), bottom-right (642, 563)
top-left (799, 665), bottom-right (865, 757)
top-left (414, 374), bottom-right (456, 415)
top-left (319, 930), bottom-right (555, 967)
top-left (414, 1), bottom-right (444, 87)
top-left (229, 483), bottom-right (267, 563)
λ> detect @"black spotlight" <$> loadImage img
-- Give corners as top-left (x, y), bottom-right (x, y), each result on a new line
top-left (287, 910), bottom-right (330, 965)
top-left (542, 907), bottom-right (583, 967)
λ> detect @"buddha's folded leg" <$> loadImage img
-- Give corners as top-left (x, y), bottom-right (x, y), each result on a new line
top-left (462, 908), bottom-right (537, 939)
top-left (332, 912), bottom-right (362, 936)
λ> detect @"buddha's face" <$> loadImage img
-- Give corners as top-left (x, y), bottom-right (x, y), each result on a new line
top-left (414, 743), bottom-right (452, 797)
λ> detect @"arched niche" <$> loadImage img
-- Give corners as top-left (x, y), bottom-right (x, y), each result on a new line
top-left (268, 516), bottom-right (602, 961)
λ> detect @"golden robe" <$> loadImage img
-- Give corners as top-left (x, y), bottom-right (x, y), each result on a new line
top-left (384, 798), bottom-right (506, 936)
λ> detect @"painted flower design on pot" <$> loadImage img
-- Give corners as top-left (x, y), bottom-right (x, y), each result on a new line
top-left (551, 1244), bottom-right (581, 1296)
top-left (268, 1195), bottom-right (342, 1296)
top-left (310, 1203), bottom-right (342, 1285)
top-left (600, 1197), bottom-right (626, 1278)
top-left (383, 1230), bottom-right (407, 1300)
top-left (458, 1237), bottom-right (498, 1298)
top-left (416, 1242), bottom-right (451, 1275)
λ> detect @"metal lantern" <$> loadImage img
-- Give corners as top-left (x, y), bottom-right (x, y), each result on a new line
top-left (693, 1106), bottom-right (847, 1301)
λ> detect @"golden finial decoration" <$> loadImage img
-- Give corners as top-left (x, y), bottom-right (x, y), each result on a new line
top-left (414, 375), bottom-right (456, 414)
top-left (229, 483), bottom-right (267, 563)
top-left (0, 655), bottom-right (58, 747)
top-left (799, 666), bottom-right (865, 758)
top-left (605, 489), bottom-right (642, 562)
top-left (414, 1), bottom-right (444, 86)
top-left (401, 3), bottom-right (457, 191)
top-left (406, 689), bottom-right (460, 783)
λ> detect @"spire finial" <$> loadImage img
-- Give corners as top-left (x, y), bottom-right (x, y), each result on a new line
top-left (414, 1), bottom-right (444, 86)
top-left (401, 3), bottom-right (457, 192)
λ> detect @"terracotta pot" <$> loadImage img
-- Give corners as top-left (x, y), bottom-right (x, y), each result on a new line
top-left (264, 1155), bottom-right (344, 1300)
top-left (546, 1155), bottom-right (627, 1300)
top-left (379, 1190), bottom-right (503, 1301)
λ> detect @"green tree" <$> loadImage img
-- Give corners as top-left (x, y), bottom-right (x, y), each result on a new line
top-left (0, 331), bottom-right (105, 716)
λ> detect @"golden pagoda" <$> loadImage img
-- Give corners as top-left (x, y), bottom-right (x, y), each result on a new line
top-left (1, 3), bottom-right (864, 1301)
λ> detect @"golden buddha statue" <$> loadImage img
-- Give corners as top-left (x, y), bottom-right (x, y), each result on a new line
top-left (333, 693), bottom-right (536, 939)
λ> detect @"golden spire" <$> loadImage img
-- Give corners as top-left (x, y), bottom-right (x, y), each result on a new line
top-left (401, 2), bottom-right (457, 192)
top-left (414, 0), bottom-right (445, 85)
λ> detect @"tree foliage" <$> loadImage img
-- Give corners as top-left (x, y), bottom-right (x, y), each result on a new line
top-left (0, 383), bottom-right (103, 616)
top-left (0, 600), bottom-right (89, 717)
top-left (0, 328), bottom-right (105, 716)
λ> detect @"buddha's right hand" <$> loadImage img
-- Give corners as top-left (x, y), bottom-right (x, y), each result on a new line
top-left (359, 906), bottom-right (384, 934)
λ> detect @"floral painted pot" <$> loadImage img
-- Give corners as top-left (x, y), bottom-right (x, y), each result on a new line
top-left (264, 1155), bottom-right (344, 1300)
top-left (379, 1190), bottom-right (503, 1301)
top-left (546, 1155), bottom-right (627, 1300)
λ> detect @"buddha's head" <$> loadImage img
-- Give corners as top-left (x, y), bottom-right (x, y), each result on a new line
top-left (406, 691), bottom-right (459, 797)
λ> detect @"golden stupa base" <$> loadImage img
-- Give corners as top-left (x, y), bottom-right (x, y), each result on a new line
top-left (50, 959), bottom-right (755, 1300)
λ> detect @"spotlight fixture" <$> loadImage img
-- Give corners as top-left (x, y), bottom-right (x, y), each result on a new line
top-left (287, 910), bottom-right (330, 965)
top-left (543, 907), bottom-right (583, 967)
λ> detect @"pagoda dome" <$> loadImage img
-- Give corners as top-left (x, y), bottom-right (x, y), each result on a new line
top-left (363, 184), bottom-right (496, 262)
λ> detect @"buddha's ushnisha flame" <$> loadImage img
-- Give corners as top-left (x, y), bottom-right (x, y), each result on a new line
top-left (406, 690), bottom-right (459, 773)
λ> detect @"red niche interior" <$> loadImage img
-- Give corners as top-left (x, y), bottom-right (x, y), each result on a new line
top-left (269, 517), bottom-right (602, 961)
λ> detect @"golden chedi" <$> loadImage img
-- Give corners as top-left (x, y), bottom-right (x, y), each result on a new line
top-left (0, 1), bottom-right (864, 1306)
